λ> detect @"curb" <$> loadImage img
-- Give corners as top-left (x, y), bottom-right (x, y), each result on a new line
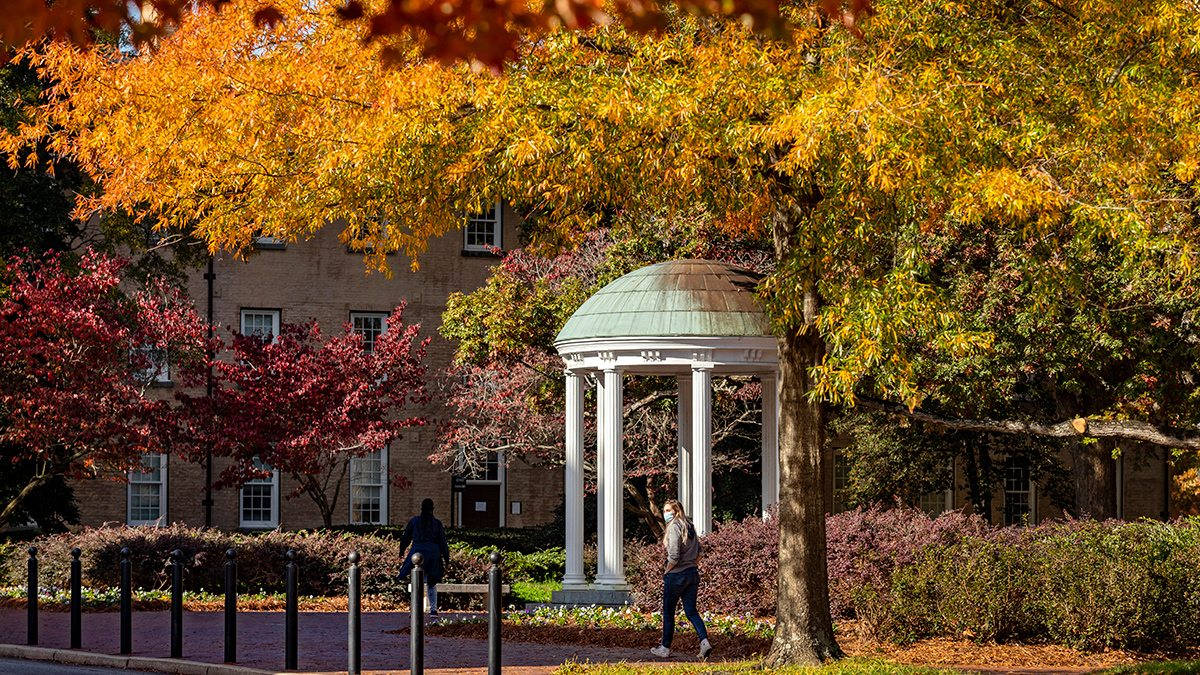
top-left (0, 643), bottom-right (279, 674)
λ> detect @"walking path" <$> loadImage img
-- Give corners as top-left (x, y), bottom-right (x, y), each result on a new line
top-left (0, 609), bottom-right (675, 674)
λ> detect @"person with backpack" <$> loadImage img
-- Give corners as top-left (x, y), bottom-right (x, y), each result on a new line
top-left (398, 497), bottom-right (451, 616)
top-left (650, 498), bottom-right (712, 659)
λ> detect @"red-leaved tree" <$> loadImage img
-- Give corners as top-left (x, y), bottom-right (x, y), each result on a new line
top-left (176, 304), bottom-right (430, 526)
top-left (0, 248), bottom-right (210, 525)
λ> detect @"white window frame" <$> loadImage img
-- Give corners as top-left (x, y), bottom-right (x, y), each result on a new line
top-left (253, 235), bottom-right (286, 250)
top-left (463, 200), bottom-right (503, 253)
top-left (349, 446), bottom-right (388, 525)
top-left (240, 309), bottom-right (281, 342)
top-left (349, 311), bottom-right (389, 353)
top-left (127, 453), bottom-right (168, 526)
top-left (455, 450), bottom-right (507, 527)
top-left (136, 345), bottom-right (171, 384)
top-left (239, 459), bottom-right (280, 529)
top-left (918, 459), bottom-right (955, 516)
top-left (1003, 456), bottom-right (1035, 526)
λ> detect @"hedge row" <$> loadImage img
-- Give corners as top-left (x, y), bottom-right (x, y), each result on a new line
top-left (0, 524), bottom-right (567, 596)
top-left (627, 507), bottom-right (1200, 651)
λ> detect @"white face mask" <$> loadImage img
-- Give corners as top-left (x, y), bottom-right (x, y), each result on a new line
top-left (664, 511), bottom-right (675, 523)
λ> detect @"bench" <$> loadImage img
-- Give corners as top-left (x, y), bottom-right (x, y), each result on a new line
top-left (406, 583), bottom-right (511, 597)
top-left (432, 583), bottom-right (511, 595)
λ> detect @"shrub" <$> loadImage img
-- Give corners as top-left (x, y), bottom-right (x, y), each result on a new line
top-left (1027, 519), bottom-right (1200, 650)
top-left (627, 508), bottom-right (1200, 652)
top-left (3, 524), bottom-right (565, 596)
top-left (627, 510), bottom-right (776, 616)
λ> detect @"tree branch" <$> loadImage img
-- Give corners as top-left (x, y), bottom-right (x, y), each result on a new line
top-left (856, 397), bottom-right (1200, 449)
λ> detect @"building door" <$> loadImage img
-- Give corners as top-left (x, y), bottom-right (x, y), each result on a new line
top-left (461, 484), bottom-right (501, 528)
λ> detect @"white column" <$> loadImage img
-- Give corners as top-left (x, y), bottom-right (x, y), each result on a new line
top-left (594, 374), bottom-right (606, 582)
top-left (761, 371), bottom-right (779, 518)
top-left (691, 366), bottom-right (713, 536)
top-left (677, 375), bottom-right (693, 513)
top-left (596, 366), bottom-right (628, 589)
top-left (562, 370), bottom-right (586, 589)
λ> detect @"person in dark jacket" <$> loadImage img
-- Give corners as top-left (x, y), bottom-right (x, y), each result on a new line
top-left (398, 498), bottom-right (451, 616)
top-left (650, 498), bottom-right (712, 659)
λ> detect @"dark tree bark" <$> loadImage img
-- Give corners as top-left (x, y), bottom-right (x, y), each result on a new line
top-left (764, 175), bottom-right (842, 664)
top-left (979, 440), bottom-right (994, 523)
top-left (964, 440), bottom-right (986, 522)
top-left (1070, 441), bottom-right (1116, 519)
top-left (766, 324), bottom-right (843, 665)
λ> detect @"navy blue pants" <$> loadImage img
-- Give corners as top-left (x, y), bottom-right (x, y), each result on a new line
top-left (661, 567), bottom-right (708, 648)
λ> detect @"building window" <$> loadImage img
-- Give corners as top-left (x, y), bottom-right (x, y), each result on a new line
top-left (253, 235), bottom-right (287, 250)
top-left (350, 312), bottom-right (388, 353)
top-left (128, 454), bottom-right (167, 526)
top-left (918, 490), bottom-right (950, 517)
top-left (136, 346), bottom-right (171, 385)
top-left (1003, 456), bottom-right (1033, 526)
top-left (468, 451), bottom-right (501, 482)
top-left (240, 309), bottom-right (280, 342)
top-left (349, 447), bottom-right (387, 525)
top-left (463, 200), bottom-right (502, 253)
top-left (918, 460), bottom-right (954, 517)
top-left (832, 452), bottom-right (851, 513)
top-left (240, 458), bottom-right (280, 528)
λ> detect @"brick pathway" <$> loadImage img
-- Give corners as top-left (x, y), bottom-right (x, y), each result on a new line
top-left (0, 610), bottom-right (688, 674)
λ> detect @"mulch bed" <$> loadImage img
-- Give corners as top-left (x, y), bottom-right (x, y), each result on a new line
top-left (392, 619), bottom-right (1200, 670)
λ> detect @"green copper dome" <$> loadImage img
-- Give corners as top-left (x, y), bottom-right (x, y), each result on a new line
top-left (555, 260), bottom-right (769, 343)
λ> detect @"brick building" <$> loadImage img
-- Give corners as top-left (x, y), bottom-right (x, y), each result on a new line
top-left (72, 205), bottom-right (563, 531)
top-left (827, 443), bottom-right (1173, 524)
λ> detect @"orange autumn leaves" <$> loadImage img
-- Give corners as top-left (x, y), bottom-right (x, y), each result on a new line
top-left (6, 0), bottom-right (1200, 408)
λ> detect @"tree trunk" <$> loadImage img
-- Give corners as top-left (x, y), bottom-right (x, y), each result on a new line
top-left (979, 440), bottom-right (993, 524)
top-left (766, 327), bottom-right (843, 665)
top-left (964, 440), bottom-right (982, 519)
top-left (1071, 441), bottom-right (1116, 519)
top-left (0, 473), bottom-right (53, 527)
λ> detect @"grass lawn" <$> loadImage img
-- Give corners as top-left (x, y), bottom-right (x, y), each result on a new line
top-left (511, 580), bottom-right (561, 604)
top-left (1105, 663), bottom-right (1200, 674)
top-left (554, 658), bottom-right (965, 674)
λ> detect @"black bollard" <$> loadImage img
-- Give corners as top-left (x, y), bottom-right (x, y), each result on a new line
top-left (347, 551), bottom-right (361, 675)
top-left (488, 551), bottom-right (502, 675)
top-left (410, 552), bottom-right (424, 675)
top-left (285, 549), bottom-right (298, 670)
top-left (119, 547), bottom-right (131, 655)
top-left (224, 549), bottom-right (237, 663)
top-left (26, 547), bottom-right (37, 646)
top-left (170, 549), bottom-right (183, 658)
top-left (70, 547), bottom-right (82, 649)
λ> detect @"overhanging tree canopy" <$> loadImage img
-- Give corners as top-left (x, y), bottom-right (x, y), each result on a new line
top-left (6, 0), bottom-right (1200, 663)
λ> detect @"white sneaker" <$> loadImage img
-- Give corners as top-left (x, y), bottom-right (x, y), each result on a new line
top-left (698, 638), bottom-right (712, 658)
top-left (650, 645), bottom-right (671, 658)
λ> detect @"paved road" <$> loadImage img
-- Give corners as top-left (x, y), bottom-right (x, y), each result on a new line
top-left (0, 657), bottom-right (142, 674)
top-left (0, 609), bottom-right (675, 673)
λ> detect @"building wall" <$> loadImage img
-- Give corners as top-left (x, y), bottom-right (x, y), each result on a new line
top-left (72, 210), bottom-right (562, 531)
top-left (825, 441), bottom-right (1170, 524)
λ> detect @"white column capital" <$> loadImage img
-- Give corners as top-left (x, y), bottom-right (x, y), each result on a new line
top-left (691, 364), bottom-right (714, 373)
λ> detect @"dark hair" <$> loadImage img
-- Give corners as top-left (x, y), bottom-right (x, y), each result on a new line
top-left (417, 498), bottom-right (435, 536)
